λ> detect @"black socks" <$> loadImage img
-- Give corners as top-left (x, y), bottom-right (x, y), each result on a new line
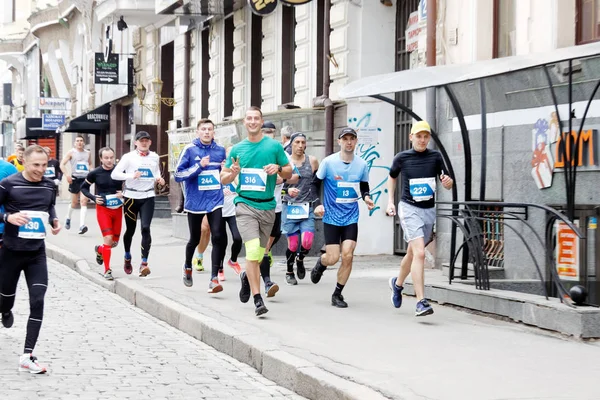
top-left (333, 283), bottom-right (345, 296)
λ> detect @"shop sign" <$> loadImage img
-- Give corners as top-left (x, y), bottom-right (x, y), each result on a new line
top-left (94, 52), bottom-right (119, 84)
top-left (554, 129), bottom-right (599, 169)
top-left (281, 0), bottom-right (312, 4)
top-left (248, 0), bottom-right (278, 15)
top-left (405, 11), bottom-right (421, 52)
top-left (555, 220), bottom-right (580, 281)
top-left (39, 97), bottom-right (67, 110)
top-left (42, 114), bottom-right (66, 130)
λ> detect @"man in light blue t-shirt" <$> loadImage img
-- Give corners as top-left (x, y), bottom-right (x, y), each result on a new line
top-left (310, 127), bottom-right (374, 308)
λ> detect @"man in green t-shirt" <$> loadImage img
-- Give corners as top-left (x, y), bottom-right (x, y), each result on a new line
top-left (221, 107), bottom-right (292, 316)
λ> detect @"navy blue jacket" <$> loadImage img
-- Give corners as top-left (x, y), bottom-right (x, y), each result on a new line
top-left (174, 138), bottom-right (226, 213)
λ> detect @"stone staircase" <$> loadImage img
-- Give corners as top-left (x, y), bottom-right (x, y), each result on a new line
top-left (154, 195), bottom-right (172, 219)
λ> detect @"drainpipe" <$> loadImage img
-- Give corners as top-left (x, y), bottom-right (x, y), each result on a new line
top-left (315, 0), bottom-right (334, 155)
top-left (425, 0), bottom-right (437, 127)
top-left (183, 29), bottom-right (191, 127)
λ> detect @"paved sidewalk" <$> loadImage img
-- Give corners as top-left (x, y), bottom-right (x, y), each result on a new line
top-left (47, 202), bottom-right (600, 400)
top-left (0, 259), bottom-right (304, 400)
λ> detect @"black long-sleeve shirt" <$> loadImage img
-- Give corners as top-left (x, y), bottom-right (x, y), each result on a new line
top-left (0, 173), bottom-right (58, 251)
top-left (81, 166), bottom-right (123, 202)
top-left (45, 159), bottom-right (63, 182)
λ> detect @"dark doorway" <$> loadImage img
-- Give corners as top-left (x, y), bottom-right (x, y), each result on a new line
top-left (159, 41), bottom-right (175, 183)
top-left (394, 0), bottom-right (420, 254)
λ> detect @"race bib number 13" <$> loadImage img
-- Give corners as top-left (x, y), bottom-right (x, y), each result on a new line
top-left (336, 182), bottom-right (360, 203)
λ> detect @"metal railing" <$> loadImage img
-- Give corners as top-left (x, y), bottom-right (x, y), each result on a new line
top-left (437, 201), bottom-right (585, 307)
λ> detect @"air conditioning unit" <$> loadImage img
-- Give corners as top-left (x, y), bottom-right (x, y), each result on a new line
top-left (1, 105), bottom-right (11, 122)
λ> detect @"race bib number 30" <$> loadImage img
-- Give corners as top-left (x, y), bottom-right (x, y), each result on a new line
top-left (239, 168), bottom-right (267, 192)
top-left (105, 194), bottom-right (123, 209)
top-left (409, 177), bottom-right (436, 202)
top-left (18, 211), bottom-right (48, 239)
top-left (286, 202), bottom-right (309, 219)
top-left (336, 182), bottom-right (360, 203)
top-left (198, 170), bottom-right (221, 191)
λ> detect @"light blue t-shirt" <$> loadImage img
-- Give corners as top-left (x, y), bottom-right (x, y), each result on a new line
top-left (0, 160), bottom-right (18, 234)
top-left (316, 153), bottom-right (369, 226)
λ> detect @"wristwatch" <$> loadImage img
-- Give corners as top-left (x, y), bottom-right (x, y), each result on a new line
top-left (278, 165), bottom-right (282, 173)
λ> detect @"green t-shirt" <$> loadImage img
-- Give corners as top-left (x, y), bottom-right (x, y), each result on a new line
top-left (226, 136), bottom-right (290, 211)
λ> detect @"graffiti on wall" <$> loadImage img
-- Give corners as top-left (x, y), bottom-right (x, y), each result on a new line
top-left (348, 112), bottom-right (390, 216)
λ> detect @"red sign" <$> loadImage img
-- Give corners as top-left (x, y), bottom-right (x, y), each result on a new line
top-left (555, 221), bottom-right (579, 281)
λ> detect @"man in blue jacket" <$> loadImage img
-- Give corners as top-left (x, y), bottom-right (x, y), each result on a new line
top-left (0, 158), bottom-right (18, 246)
top-left (175, 119), bottom-right (227, 293)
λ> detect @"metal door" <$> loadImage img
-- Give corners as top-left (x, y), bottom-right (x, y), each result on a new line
top-left (393, 0), bottom-right (419, 254)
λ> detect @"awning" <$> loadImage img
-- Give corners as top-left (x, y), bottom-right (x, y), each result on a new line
top-left (61, 103), bottom-right (110, 134)
top-left (339, 41), bottom-right (600, 99)
top-left (15, 118), bottom-right (58, 140)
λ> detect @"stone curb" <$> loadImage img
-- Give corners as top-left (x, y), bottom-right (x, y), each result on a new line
top-left (46, 243), bottom-right (391, 400)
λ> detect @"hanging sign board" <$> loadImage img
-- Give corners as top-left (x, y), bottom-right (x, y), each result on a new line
top-left (94, 52), bottom-right (119, 84)
top-left (248, 0), bottom-right (278, 15)
top-left (555, 220), bottom-right (580, 281)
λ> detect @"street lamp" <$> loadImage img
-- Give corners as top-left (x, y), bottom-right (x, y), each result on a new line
top-left (136, 77), bottom-right (176, 113)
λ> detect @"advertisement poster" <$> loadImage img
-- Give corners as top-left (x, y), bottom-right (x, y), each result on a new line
top-left (555, 220), bottom-right (580, 281)
top-left (167, 129), bottom-right (194, 172)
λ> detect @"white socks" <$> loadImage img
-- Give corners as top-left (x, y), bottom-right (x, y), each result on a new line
top-left (67, 204), bottom-right (74, 219)
top-left (79, 206), bottom-right (87, 227)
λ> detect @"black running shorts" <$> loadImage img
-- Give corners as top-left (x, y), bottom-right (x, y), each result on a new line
top-left (323, 222), bottom-right (358, 245)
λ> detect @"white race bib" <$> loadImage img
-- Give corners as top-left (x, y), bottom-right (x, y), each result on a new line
top-left (45, 166), bottom-right (56, 178)
top-left (105, 194), bottom-right (123, 209)
top-left (75, 162), bottom-right (89, 173)
top-left (409, 177), bottom-right (436, 202)
top-left (198, 169), bottom-right (221, 191)
top-left (18, 210), bottom-right (48, 239)
top-left (286, 202), bottom-right (309, 219)
top-left (239, 168), bottom-right (267, 192)
top-left (137, 166), bottom-right (155, 181)
top-left (336, 182), bottom-right (360, 203)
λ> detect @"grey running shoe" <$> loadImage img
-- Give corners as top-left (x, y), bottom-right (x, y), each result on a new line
top-left (265, 281), bottom-right (279, 298)
top-left (208, 279), bottom-right (223, 294)
top-left (183, 265), bottom-right (193, 287)
top-left (65, 218), bottom-right (71, 230)
top-left (103, 269), bottom-right (114, 281)
top-left (285, 273), bottom-right (298, 286)
top-left (78, 225), bottom-right (88, 235)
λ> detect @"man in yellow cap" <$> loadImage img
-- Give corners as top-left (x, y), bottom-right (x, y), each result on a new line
top-left (385, 120), bottom-right (453, 316)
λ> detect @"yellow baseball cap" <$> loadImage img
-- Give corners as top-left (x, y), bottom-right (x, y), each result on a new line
top-left (410, 121), bottom-right (431, 135)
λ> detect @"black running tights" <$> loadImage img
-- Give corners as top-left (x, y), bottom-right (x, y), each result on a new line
top-left (0, 247), bottom-right (48, 354)
top-left (123, 197), bottom-right (155, 259)
top-left (186, 209), bottom-right (226, 279)
top-left (224, 216), bottom-right (242, 263)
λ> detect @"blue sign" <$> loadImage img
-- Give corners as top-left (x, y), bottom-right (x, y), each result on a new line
top-left (419, 0), bottom-right (427, 21)
top-left (42, 113), bottom-right (66, 130)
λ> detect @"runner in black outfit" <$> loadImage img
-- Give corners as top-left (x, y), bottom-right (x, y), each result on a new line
top-left (81, 147), bottom-right (124, 280)
top-left (0, 145), bottom-right (62, 374)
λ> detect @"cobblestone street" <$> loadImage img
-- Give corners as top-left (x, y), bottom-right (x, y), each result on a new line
top-left (0, 259), bottom-right (305, 400)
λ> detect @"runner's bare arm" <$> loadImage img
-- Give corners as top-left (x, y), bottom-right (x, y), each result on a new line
top-left (386, 176), bottom-right (397, 216)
